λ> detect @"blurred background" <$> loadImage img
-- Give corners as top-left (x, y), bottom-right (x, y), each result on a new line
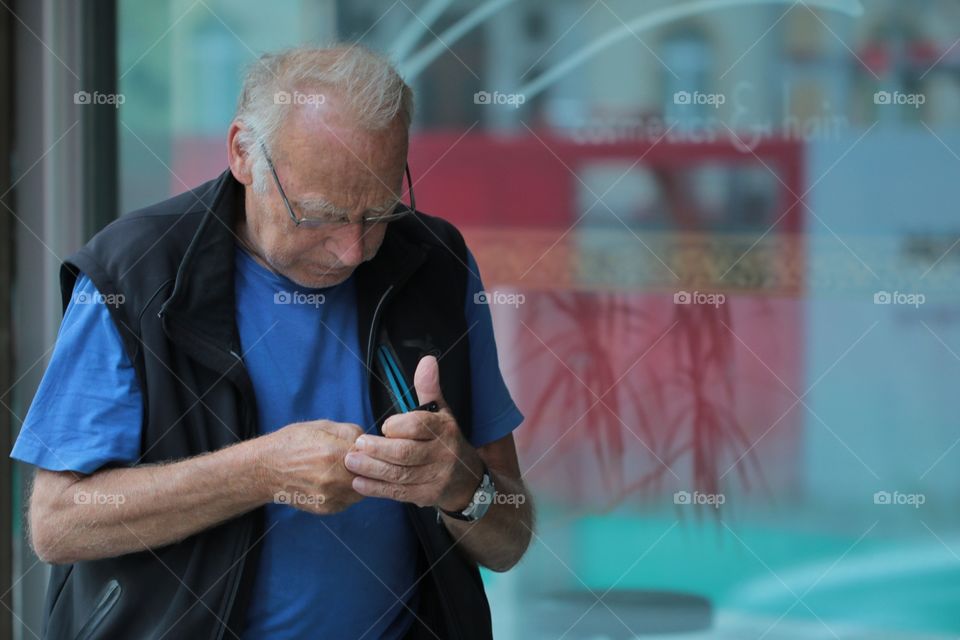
top-left (2, 0), bottom-right (960, 637)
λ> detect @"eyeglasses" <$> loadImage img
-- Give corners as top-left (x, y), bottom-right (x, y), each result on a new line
top-left (261, 144), bottom-right (415, 228)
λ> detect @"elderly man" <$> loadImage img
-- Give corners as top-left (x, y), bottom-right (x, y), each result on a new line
top-left (12, 46), bottom-right (532, 639)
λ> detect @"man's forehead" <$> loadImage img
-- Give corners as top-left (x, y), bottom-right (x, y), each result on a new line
top-left (292, 161), bottom-right (404, 191)
top-left (276, 133), bottom-right (405, 183)
top-left (277, 99), bottom-right (407, 149)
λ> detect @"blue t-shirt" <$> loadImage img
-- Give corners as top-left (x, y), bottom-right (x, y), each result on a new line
top-left (12, 245), bottom-right (523, 639)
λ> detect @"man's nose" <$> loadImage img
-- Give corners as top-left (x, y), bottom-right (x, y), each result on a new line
top-left (326, 223), bottom-right (366, 267)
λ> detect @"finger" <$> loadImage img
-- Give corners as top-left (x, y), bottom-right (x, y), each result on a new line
top-left (352, 476), bottom-right (429, 504)
top-left (381, 413), bottom-right (441, 440)
top-left (413, 355), bottom-right (447, 410)
top-left (314, 420), bottom-right (365, 442)
top-left (354, 435), bottom-right (433, 466)
top-left (344, 452), bottom-right (432, 484)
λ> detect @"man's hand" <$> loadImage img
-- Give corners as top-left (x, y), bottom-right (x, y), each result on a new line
top-left (344, 354), bottom-right (534, 572)
top-left (345, 355), bottom-right (484, 510)
top-left (259, 420), bottom-right (365, 514)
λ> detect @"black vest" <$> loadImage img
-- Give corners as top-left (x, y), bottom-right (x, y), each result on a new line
top-left (44, 170), bottom-right (492, 639)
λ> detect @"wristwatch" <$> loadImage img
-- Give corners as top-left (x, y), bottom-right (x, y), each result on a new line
top-left (439, 464), bottom-right (495, 522)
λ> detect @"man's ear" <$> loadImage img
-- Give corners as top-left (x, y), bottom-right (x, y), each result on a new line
top-left (227, 120), bottom-right (254, 186)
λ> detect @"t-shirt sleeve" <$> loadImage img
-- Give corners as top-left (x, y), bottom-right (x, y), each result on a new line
top-left (10, 274), bottom-right (143, 474)
top-left (463, 249), bottom-right (524, 448)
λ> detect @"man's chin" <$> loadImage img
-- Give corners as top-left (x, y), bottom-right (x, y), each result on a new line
top-left (296, 266), bottom-right (355, 289)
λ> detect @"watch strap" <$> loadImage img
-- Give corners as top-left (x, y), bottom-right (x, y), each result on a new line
top-left (439, 464), bottom-right (493, 521)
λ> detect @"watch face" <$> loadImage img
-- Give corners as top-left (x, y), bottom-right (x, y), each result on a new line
top-left (465, 471), bottom-right (495, 520)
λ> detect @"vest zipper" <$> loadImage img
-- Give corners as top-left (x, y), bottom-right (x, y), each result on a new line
top-left (365, 284), bottom-right (395, 382)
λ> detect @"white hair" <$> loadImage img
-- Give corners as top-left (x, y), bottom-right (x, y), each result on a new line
top-left (234, 45), bottom-right (415, 193)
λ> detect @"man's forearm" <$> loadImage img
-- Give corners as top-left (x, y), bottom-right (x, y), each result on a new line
top-left (30, 438), bottom-right (270, 564)
top-left (441, 471), bottom-right (533, 572)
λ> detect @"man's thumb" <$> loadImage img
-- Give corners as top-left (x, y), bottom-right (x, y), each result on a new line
top-left (413, 355), bottom-right (445, 408)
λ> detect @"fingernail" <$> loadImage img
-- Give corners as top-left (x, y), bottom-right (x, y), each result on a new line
top-left (345, 452), bottom-right (359, 467)
top-left (355, 436), bottom-right (367, 450)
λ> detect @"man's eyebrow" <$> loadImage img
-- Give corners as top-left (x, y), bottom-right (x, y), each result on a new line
top-left (295, 195), bottom-right (402, 216)
top-left (295, 198), bottom-right (348, 216)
